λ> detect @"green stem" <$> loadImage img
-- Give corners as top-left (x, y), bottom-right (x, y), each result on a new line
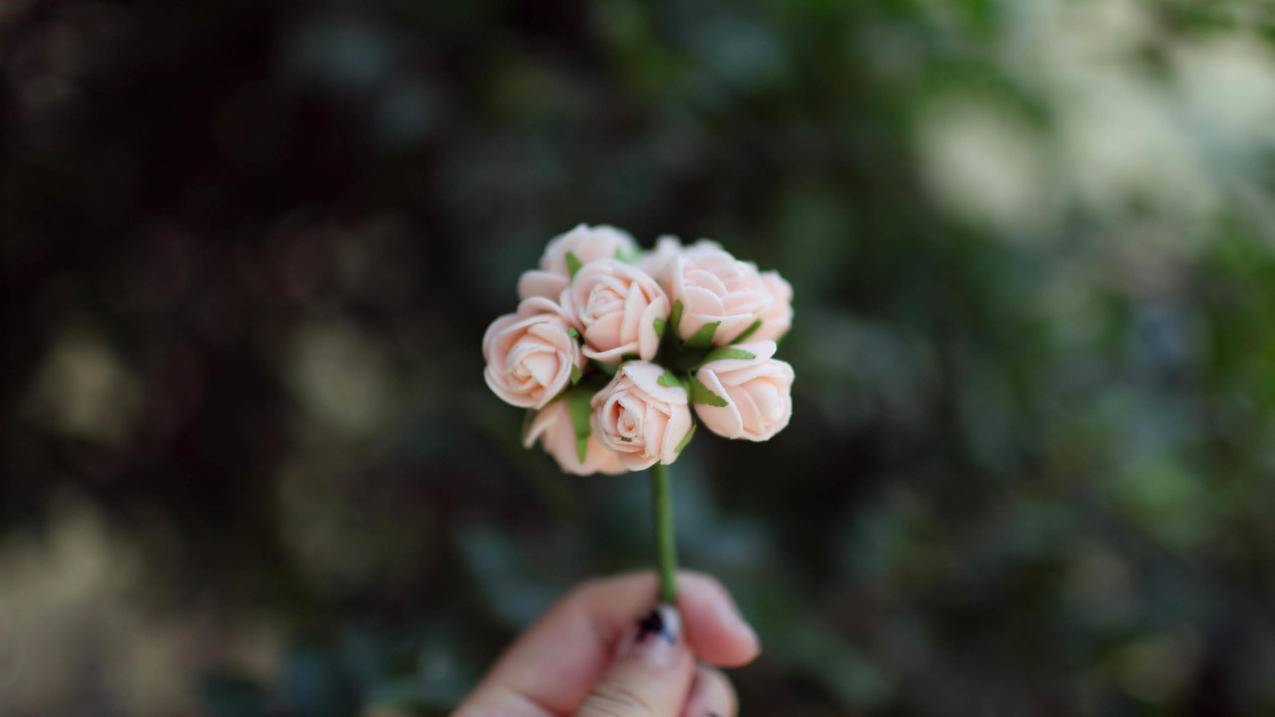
top-left (651, 462), bottom-right (679, 604)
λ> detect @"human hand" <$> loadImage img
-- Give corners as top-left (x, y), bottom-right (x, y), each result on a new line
top-left (453, 571), bottom-right (761, 717)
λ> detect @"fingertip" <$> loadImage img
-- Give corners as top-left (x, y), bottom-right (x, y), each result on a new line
top-left (677, 572), bottom-right (762, 668)
top-left (681, 666), bottom-right (738, 717)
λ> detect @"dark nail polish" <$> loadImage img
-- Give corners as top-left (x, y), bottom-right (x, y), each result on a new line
top-left (619, 603), bottom-right (681, 667)
top-left (636, 605), bottom-right (678, 645)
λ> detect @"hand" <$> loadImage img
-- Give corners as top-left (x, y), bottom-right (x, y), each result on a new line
top-left (453, 571), bottom-right (761, 717)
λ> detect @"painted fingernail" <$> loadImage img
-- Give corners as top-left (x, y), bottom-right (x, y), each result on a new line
top-left (619, 603), bottom-right (681, 667)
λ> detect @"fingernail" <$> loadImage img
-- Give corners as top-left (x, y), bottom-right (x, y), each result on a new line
top-left (619, 602), bottom-right (681, 667)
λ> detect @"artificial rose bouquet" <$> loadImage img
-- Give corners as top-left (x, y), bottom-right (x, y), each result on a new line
top-left (482, 224), bottom-right (794, 602)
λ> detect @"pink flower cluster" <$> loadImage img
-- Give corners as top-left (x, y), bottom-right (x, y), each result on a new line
top-left (483, 225), bottom-right (795, 475)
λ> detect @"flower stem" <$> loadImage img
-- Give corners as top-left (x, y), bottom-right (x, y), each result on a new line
top-left (651, 462), bottom-right (679, 603)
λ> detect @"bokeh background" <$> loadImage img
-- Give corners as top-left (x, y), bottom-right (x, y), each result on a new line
top-left (5, 0), bottom-right (1275, 714)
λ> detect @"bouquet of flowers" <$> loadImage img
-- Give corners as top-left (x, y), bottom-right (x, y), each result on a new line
top-left (482, 225), bottom-right (794, 603)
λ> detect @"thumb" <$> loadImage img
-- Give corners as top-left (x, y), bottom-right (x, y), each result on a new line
top-left (575, 604), bottom-right (696, 717)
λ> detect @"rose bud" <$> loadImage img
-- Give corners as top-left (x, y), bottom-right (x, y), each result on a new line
top-left (591, 362), bottom-right (693, 470)
top-left (564, 259), bottom-right (669, 364)
top-left (693, 340), bottom-right (794, 441)
top-left (482, 297), bottom-right (584, 409)
top-left (524, 400), bottom-right (625, 476)
top-left (752, 270), bottom-right (793, 342)
top-left (669, 240), bottom-right (774, 345)
top-left (517, 224), bottom-right (639, 301)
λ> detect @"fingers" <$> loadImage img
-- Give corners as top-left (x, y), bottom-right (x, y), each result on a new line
top-left (681, 666), bottom-right (737, 717)
top-left (674, 574), bottom-right (760, 669)
top-left (574, 604), bottom-right (696, 717)
top-left (453, 571), bottom-right (759, 717)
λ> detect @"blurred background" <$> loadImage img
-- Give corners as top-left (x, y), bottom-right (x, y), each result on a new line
top-left (4, 0), bottom-right (1275, 714)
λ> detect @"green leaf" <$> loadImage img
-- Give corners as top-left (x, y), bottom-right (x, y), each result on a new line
top-left (657, 370), bottom-right (682, 388)
top-left (594, 360), bottom-right (619, 377)
top-left (567, 326), bottom-right (580, 341)
top-left (701, 347), bottom-right (756, 364)
top-left (570, 363), bottom-right (583, 384)
top-left (614, 246), bottom-right (639, 263)
top-left (688, 375), bottom-right (729, 407)
top-left (620, 352), bottom-right (639, 361)
top-left (565, 250), bottom-right (583, 278)
top-left (652, 317), bottom-right (666, 338)
top-left (684, 321), bottom-right (720, 349)
top-left (674, 422), bottom-right (696, 455)
top-left (669, 300), bottom-right (684, 338)
top-left (730, 319), bottom-right (762, 344)
top-left (565, 387), bottom-right (593, 440)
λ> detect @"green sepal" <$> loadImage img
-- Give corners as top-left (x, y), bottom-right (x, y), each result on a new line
top-left (615, 246), bottom-right (640, 263)
top-left (564, 386), bottom-right (594, 465)
top-left (565, 250), bottom-right (583, 278)
top-left (652, 316), bottom-right (666, 339)
top-left (594, 360), bottom-right (619, 377)
top-left (565, 385), bottom-right (595, 464)
top-left (688, 375), bottom-right (728, 407)
top-left (674, 422), bottom-right (696, 455)
top-left (657, 370), bottom-right (683, 388)
top-left (570, 363), bottom-right (583, 384)
top-left (567, 326), bottom-right (581, 341)
top-left (701, 346), bottom-right (756, 364)
top-left (620, 352), bottom-right (639, 361)
top-left (730, 319), bottom-right (762, 344)
top-left (668, 300), bottom-right (684, 338)
top-left (684, 321), bottom-right (720, 350)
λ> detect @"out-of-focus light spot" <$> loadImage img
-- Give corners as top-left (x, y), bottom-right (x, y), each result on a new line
top-left (0, 495), bottom-right (279, 715)
top-left (282, 15), bottom-right (391, 95)
top-left (24, 324), bottom-right (142, 446)
top-left (1175, 36), bottom-right (1275, 154)
top-left (1064, 543), bottom-right (1138, 626)
top-left (1112, 627), bottom-right (1203, 705)
top-left (373, 80), bottom-right (442, 151)
top-left (918, 98), bottom-right (1056, 236)
top-left (288, 321), bottom-right (393, 437)
top-left (1063, 78), bottom-right (1217, 223)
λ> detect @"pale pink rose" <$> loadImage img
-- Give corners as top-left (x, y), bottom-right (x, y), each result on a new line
top-left (752, 271), bottom-right (793, 342)
top-left (669, 241), bottom-right (774, 345)
top-left (638, 235), bottom-right (683, 286)
top-left (591, 362), bottom-right (693, 470)
top-left (482, 297), bottom-right (584, 409)
top-left (564, 259), bottom-right (669, 364)
top-left (693, 340), bottom-right (794, 441)
top-left (517, 224), bottom-right (638, 300)
top-left (523, 400), bottom-right (625, 475)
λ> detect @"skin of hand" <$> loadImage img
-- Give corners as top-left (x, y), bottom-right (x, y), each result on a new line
top-left (452, 571), bottom-right (761, 717)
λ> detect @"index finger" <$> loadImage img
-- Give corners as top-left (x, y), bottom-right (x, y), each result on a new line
top-left (454, 571), bottom-right (760, 717)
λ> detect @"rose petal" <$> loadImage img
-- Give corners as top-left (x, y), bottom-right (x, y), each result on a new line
top-left (622, 362), bottom-right (688, 405)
